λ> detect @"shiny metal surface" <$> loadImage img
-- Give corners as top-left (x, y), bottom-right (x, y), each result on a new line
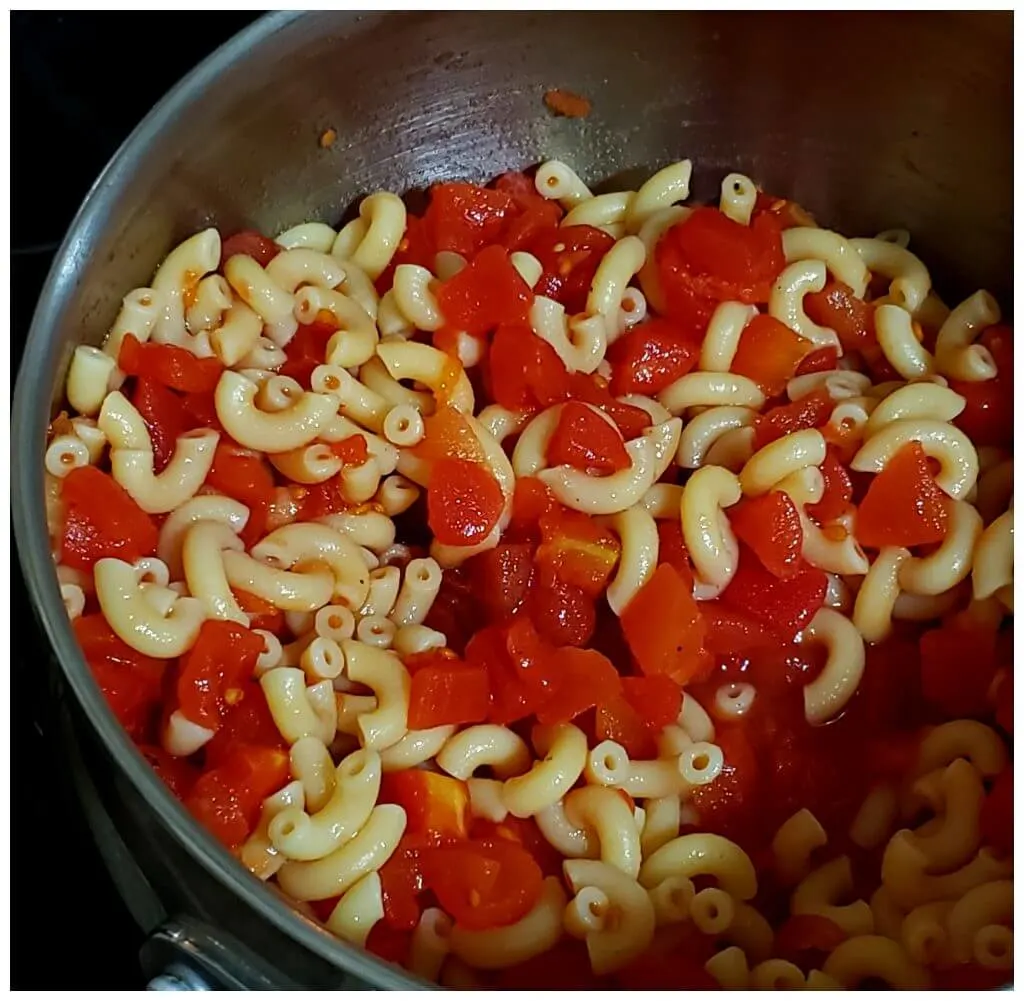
top-left (11, 11), bottom-right (1011, 988)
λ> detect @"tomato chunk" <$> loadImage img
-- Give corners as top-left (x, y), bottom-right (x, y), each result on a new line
top-left (806, 447), bottom-right (853, 524)
top-left (205, 443), bottom-right (277, 548)
top-left (425, 182), bottom-right (516, 257)
top-left (467, 626), bottom-right (540, 725)
top-left (607, 317), bottom-right (698, 396)
top-left (130, 375), bottom-right (190, 471)
top-left (729, 314), bottom-right (814, 397)
top-left (118, 333), bottom-right (223, 394)
top-left (436, 244), bottom-right (532, 337)
top-left (729, 491), bottom-right (804, 578)
top-left (534, 646), bottom-right (622, 725)
top-left (528, 225), bottom-right (616, 315)
top-left (60, 466), bottom-right (159, 571)
top-left (754, 390), bottom-right (833, 449)
top-left (855, 442), bottom-right (949, 549)
top-left (280, 317), bottom-right (338, 388)
top-left (203, 681), bottom-right (287, 768)
top-left (139, 745), bottom-right (199, 800)
top-left (408, 662), bottom-right (491, 729)
top-left (655, 519), bottom-right (695, 594)
top-left (535, 506), bottom-right (620, 597)
top-left (804, 280), bottom-right (875, 353)
top-left (548, 400), bottom-right (630, 474)
top-left (419, 838), bottom-right (543, 930)
top-left (467, 542), bottom-right (534, 622)
top-left (220, 229), bottom-right (280, 268)
top-left (774, 914), bottom-right (847, 966)
top-left (176, 620), bottom-right (265, 730)
top-left (487, 323), bottom-right (570, 413)
top-left (950, 324), bottom-right (1013, 449)
top-left (426, 457), bottom-right (504, 547)
top-left (379, 771), bottom-right (469, 842)
top-left (621, 564), bottom-right (709, 684)
top-left (378, 835), bottom-right (429, 931)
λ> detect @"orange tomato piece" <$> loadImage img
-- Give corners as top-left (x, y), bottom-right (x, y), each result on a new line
top-left (280, 316), bottom-right (339, 388)
top-left (425, 182), bottom-right (516, 257)
top-left (203, 681), bottom-right (287, 768)
top-left (379, 771), bottom-right (469, 843)
top-left (806, 446), bottom-right (853, 524)
top-left (534, 646), bottom-right (622, 725)
top-left (535, 506), bottom-right (620, 597)
top-left (729, 313), bottom-right (814, 397)
top-left (951, 324), bottom-right (1014, 449)
top-left (205, 443), bottom-right (277, 549)
top-left (804, 279), bottom-right (876, 353)
top-left (436, 243), bottom-right (533, 337)
top-left (655, 519), bottom-right (696, 594)
top-left (621, 564), bottom-right (709, 684)
top-left (408, 661), bottom-right (491, 729)
top-left (410, 405), bottom-right (487, 466)
top-left (467, 626), bottom-right (540, 725)
top-left (729, 490), bottom-right (804, 578)
top-left (855, 442), bottom-right (949, 549)
top-left (606, 317), bottom-right (699, 396)
top-left (231, 588), bottom-right (285, 635)
top-left (528, 224), bottom-right (616, 315)
top-left (220, 229), bottom-right (280, 268)
top-left (753, 389), bottom-right (833, 449)
top-left (130, 375), bottom-right (190, 471)
top-left (426, 457), bottom-right (504, 547)
top-left (329, 433), bottom-right (369, 467)
top-left (467, 542), bottom-right (534, 621)
top-left (118, 333), bottom-right (223, 393)
top-left (548, 400), bottom-right (631, 474)
top-left (596, 694), bottom-right (658, 758)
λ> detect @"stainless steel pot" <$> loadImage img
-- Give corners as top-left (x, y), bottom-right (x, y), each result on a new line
top-left (12, 11), bottom-right (1012, 989)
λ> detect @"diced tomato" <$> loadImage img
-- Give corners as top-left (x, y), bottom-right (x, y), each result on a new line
top-left (203, 681), bottom-right (287, 768)
top-left (379, 771), bottom-right (469, 843)
top-left (425, 182), bottom-right (516, 258)
top-left (794, 346), bottom-right (840, 375)
top-left (410, 405), bottom-right (486, 466)
top-left (855, 442), bottom-right (949, 549)
top-left (292, 480), bottom-right (346, 522)
top-left (467, 626), bottom-right (539, 725)
top-left (729, 491), bottom-right (804, 578)
top-left (60, 466), bottom-right (159, 571)
top-left (408, 662), bottom-right (491, 729)
top-left (534, 646), bottom-right (622, 725)
top-left (596, 694), bottom-right (658, 758)
top-left (607, 317), bottom-right (699, 396)
top-left (700, 600), bottom-right (771, 655)
top-left (468, 814), bottom-right (564, 879)
top-left (548, 400), bottom-right (630, 475)
top-left (621, 564), bottom-right (709, 684)
top-left (220, 229), bottom-right (281, 268)
top-left (138, 744), bottom-right (200, 800)
top-left (753, 389), bottom-right (833, 449)
top-left (130, 376), bottom-right (191, 472)
top-left (186, 745), bottom-right (289, 849)
top-left (486, 323), bottom-right (570, 413)
top-left (753, 191), bottom-right (817, 230)
top-left (508, 477), bottom-right (558, 541)
top-left (621, 675), bottom-right (682, 731)
top-left (205, 443), bottom-right (277, 548)
top-left (527, 224), bottom-right (616, 315)
top-left (176, 620), bottom-right (265, 730)
top-left (279, 317), bottom-right (338, 388)
top-left (720, 544), bottom-right (827, 641)
top-left (232, 588), bottom-right (285, 635)
top-left (329, 434), bottom-right (369, 467)
top-left (804, 280), bottom-right (875, 353)
top-left (375, 214), bottom-right (435, 294)
top-left (436, 244), bottom-right (533, 337)
top-left (419, 838), bottom-right (543, 930)
top-left (89, 657), bottom-right (166, 741)
top-left (729, 314), bottom-right (814, 397)
top-left (563, 372), bottom-right (653, 440)
top-left (492, 171), bottom-right (566, 250)
top-left (774, 914), bottom-right (846, 967)
top-left (526, 576), bottom-right (597, 648)
top-left (535, 506), bottom-right (620, 597)
top-left (656, 519), bottom-right (695, 594)
top-left (467, 543), bottom-right (534, 622)
top-left (656, 208), bottom-right (784, 330)
top-left (423, 569), bottom-right (479, 656)
top-left (980, 766), bottom-right (1012, 857)
top-left (950, 324), bottom-right (1014, 449)
top-left (180, 390), bottom-right (222, 433)
top-left (118, 333), bottom-right (223, 394)
top-left (378, 834), bottom-right (429, 931)
top-left (426, 458), bottom-right (504, 548)
top-left (806, 447), bottom-right (853, 524)
top-left (919, 621), bottom-right (998, 719)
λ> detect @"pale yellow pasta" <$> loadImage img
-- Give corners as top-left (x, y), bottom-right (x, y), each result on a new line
top-left (466, 777), bottom-right (508, 824)
top-left (325, 871), bottom-right (384, 948)
top-left (726, 902), bottom-right (776, 965)
top-left (648, 874), bottom-right (694, 925)
top-left (536, 800), bottom-right (598, 859)
top-left (208, 300), bottom-right (264, 366)
top-left (156, 494), bottom-right (249, 579)
top-left (934, 289), bottom-right (1000, 382)
top-left (655, 723), bottom-right (691, 759)
top-left (849, 784), bottom-right (899, 851)
top-left (340, 639), bottom-right (409, 751)
top-left (502, 723), bottom-right (588, 818)
top-left (238, 779), bottom-right (305, 880)
top-left (865, 382), bottom-right (965, 436)
top-left (792, 855), bottom-right (874, 935)
top-left (972, 507), bottom-right (1013, 600)
top-left (564, 884), bottom-right (612, 939)
top-left (640, 796), bottom-right (681, 859)
top-left (335, 693), bottom-right (377, 738)
top-left (111, 428), bottom-right (219, 514)
top-left (946, 879), bottom-right (1012, 964)
top-left (782, 227), bottom-right (869, 297)
top-left (535, 160), bottom-right (593, 208)
top-left (697, 300), bottom-right (758, 372)
top-left (704, 946), bottom-right (750, 989)
top-left (625, 159), bottom-right (692, 232)
top-left (603, 505), bottom-right (658, 615)
top-left (333, 192), bottom-right (406, 281)
top-left (391, 263), bottom-right (443, 331)
top-left (900, 900), bottom-right (953, 966)
top-left (301, 636), bottom-right (345, 682)
top-left (690, 885), bottom-right (735, 935)
top-left (639, 482), bottom-right (685, 519)
top-left (161, 709), bottom-right (215, 757)
top-left (409, 907), bottom-right (453, 983)
top-left (44, 434), bottom-right (90, 478)
top-left (587, 234), bottom-right (646, 321)
top-left (66, 346), bottom-right (118, 417)
top-left (852, 546), bottom-right (910, 643)
top-left (768, 260), bottom-right (840, 349)
top-left (772, 808), bottom-right (828, 886)
top-left (511, 401), bottom-right (559, 476)
top-left (391, 623), bottom-right (446, 658)
top-left (288, 736), bottom-right (335, 813)
top-left (260, 668), bottom-right (337, 746)
top-left (676, 405), bottom-right (758, 469)
top-left (448, 876), bottom-right (566, 969)
top-left (712, 681), bottom-right (757, 721)
top-left (657, 371), bottom-right (765, 414)
top-left (678, 741), bottom-right (724, 786)
top-left (821, 934), bottom-right (930, 988)
top-left (237, 335), bottom-right (287, 371)
top-left (975, 457), bottom-right (1013, 525)
top-left (801, 607), bottom-right (865, 725)
top-left (870, 884), bottom-right (907, 941)
top-left (106, 286), bottom-right (163, 360)
top-left (388, 557), bottom-right (442, 628)
top-left (317, 509), bottom-right (396, 556)
top-left (750, 958), bottom-right (807, 989)
top-left (905, 758), bottom-right (985, 872)
top-left (276, 803), bottom-right (406, 902)
top-left (787, 368), bottom-right (873, 403)
top-left (677, 692), bottom-right (715, 743)
top-left (180, 520), bottom-right (248, 625)
top-left (682, 464), bottom-right (742, 595)
top-left (275, 221), bottom-right (337, 253)
top-left (898, 500), bottom-right (982, 596)
top-left (530, 296), bottom-right (608, 374)
top-left (60, 579), bottom-right (86, 620)
top-left (704, 429), bottom-right (760, 480)
top-left (376, 287), bottom-right (415, 339)
top-left (264, 249), bottom-right (344, 296)
top-left (563, 190), bottom-right (634, 234)
top-left (149, 229), bottom-right (220, 345)
top-left (719, 172), bottom-right (756, 226)
top-left (358, 566), bottom-right (400, 620)
top-left (268, 747), bottom-right (381, 862)
top-left (292, 287), bottom-right (378, 370)
top-left (94, 557), bottom-right (205, 658)
top-left (378, 725), bottom-right (454, 774)
top-left (310, 364), bottom-right (390, 432)
top-left (850, 237), bottom-right (931, 313)
top-left (267, 442), bottom-right (342, 485)
top-left (874, 304), bottom-right (935, 379)
top-left (311, 605), bottom-right (355, 645)
top-left (97, 389), bottom-right (151, 449)
top-left (564, 786), bottom-right (642, 878)
top-left (800, 509), bottom-right (870, 576)
top-left (915, 719), bottom-right (1008, 779)
top-left (354, 614), bottom-right (395, 649)
top-left (68, 417), bottom-right (108, 464)
top-left (638, 832), bottom-right (757, 899)
top-left (740, 428), bottom-right (826, 497)
top-left (375, 340), bottom-right (474, 414)
top-left (223, 252), bottom-right (297, 347)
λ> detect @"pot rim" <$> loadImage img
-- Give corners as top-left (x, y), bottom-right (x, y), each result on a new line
top-left (12, 10), bottom-right (422, 989)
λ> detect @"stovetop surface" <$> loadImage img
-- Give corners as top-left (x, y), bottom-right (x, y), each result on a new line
top-left (11, 13), bottom-right (258, 988)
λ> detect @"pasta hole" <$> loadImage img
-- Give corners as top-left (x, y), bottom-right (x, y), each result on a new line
top-left (546, 177), bottom-right (559, 190)
top-left (278, 820), bottom-right (296, 837)
top-left (733, 180), bottom-right (744, 194)
top-left (324, 375), bottom-right (340, 391)
top-left (602, 754), bottom-right (617, 771)
top-left (328, 614), bottom-right (343, 630)
top-left (139, 295), bottom-right (152, 306)
top-left (691, 753), bottom-right (710, 772)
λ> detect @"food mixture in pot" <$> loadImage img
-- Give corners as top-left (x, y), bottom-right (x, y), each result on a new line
top-left (45, 158), bottom-right (1013, 989)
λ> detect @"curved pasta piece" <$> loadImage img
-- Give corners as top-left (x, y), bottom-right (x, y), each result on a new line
top-left (915, 719), bottom-right (1008, 779)
top-left (657, 372), bottom-right (765, 415)
top-left (111, 428), bottom-right (219, 515)
top-left (682, 464), bottom-right (742, 595)
top-left (340, 639), bottom-right (410, 751)
top-left (934, 290), bottom-right (1001, 382)
top-left (436, 724), bottom-right (532, 781)
top-left (564, 786), bottom-right (642, 878)
top-left (782, 227), bottom-right (869, 297)
top-left (864, 383), bottom-right (965, 436)
top-left (502, 723), bottom-right (588, 818)
top-left (903, 759), bottom-right (985, 873)
top-left (791, 855), bottom-right (874, 936)
top-left (181, 520), bottom-right (248, 625)
top-left (375, 340), bottom-right (474, 414)
top-left (801, 608), bottom-right (865, 725)
top-left (530, 296), bottom-right (609, 374)
top-left (638, 832), bottom-right (757, 900)
top-left (972, 508), bottom-right (1013, 600)
top-left (849, 238), bottom-right (931, 313)
top-left (740, 428), bottom-right (826, 497)
top-left (769, 260), bottom-right (840, 349)
top-left (852, 547), bottom-right (911, 643)
top-left (947, 879), bottom-right (1013, 964)
top-left (294, 286), bottom-right (378, 370)
top-left (602, 505), bottom-right (658, 615)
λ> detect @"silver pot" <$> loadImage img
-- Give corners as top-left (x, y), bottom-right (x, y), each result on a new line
top-left (11, 11), bottom-right (1011, 989)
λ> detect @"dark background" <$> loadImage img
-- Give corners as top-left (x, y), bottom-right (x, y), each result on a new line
top-left (11, 13), bottom-right (260, 989)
